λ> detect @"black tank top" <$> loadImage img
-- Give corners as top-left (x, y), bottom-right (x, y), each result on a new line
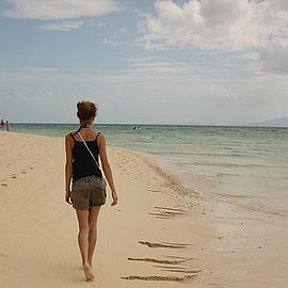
top-left (70, 131), bottom-right (102, 181)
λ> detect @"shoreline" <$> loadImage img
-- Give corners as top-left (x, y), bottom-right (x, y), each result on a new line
top-left (0, 132), bottom-right (287, 287)
top-left (7, 125), bottom-right (288, 216)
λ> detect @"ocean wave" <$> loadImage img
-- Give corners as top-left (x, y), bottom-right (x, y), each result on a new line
top-left (245, 205), bottom-right (288, 217)
top-left (210, 192), bottom-right (259, 199)
top-left (214, 172), bottom-right (288, 181)
top-left (191, 161), bottom-right (259, 168)
top-left (210, 192), bottom-right (288, 217)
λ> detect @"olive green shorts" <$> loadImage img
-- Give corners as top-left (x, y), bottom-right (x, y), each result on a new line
top-left (72, 175), bottom-right (107, 210)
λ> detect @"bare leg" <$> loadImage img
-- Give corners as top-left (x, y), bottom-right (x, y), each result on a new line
top-left (76, 210), bottom-right (94, 281)
top-left (88, 207), bottom-right (101, 267)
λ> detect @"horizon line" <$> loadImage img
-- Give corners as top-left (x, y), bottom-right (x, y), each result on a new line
top-left (9, 122), bottom-right (288, 128)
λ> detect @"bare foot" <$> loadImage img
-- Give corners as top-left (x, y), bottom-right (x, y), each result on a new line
top-left (83, 264), bottom-right (94, 281)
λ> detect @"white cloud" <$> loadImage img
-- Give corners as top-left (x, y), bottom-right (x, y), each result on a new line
top-left (275, 0), bottom-right (288, 10)
top-left (2, 0), bottom-right (122, 20)
top-left (208, 84), bottom-right (239, 100)
top-left (7, 90), bottom-right (42, 102)
top-left (1, 66), bottom-right (287, 124)
top-left (102, 37), bottom-right (118, 46)
top-left (127, 59), bottom-right (204, 76)
top-left (40, 20), bottom-right (83, 31)
top-left (102, 27), bottom-right (129, 46)
top-left (139, 0), bottom-right (288, 51)
top-left (260, 42), bottom-right (288, 75)
top-left (25, 67), bottom-right (60, 73)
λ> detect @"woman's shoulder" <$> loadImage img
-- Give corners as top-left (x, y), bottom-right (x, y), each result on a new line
top-left (65, 131), bottom-right (77, 143)
top-left (66, 131), bottom-right (75, 138)
top-left (96, 132), bottom-right (107, 146)
top-left (96, 130), bottom-right (105, 138)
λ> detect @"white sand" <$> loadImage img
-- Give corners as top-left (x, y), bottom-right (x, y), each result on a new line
top-left (0, 132), bottom-right (287, 287)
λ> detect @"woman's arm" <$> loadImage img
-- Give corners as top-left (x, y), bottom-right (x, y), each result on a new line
top-left (65, 134), bottom-right (74, 205)
top-left (98, 134), bottom-right (118, 206)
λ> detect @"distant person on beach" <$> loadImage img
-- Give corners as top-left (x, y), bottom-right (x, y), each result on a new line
top-left (5, 121), bottom-right (11, 131)
top-left (0, 119), bottom-right (4, 131)
top-left (65, 101), bottom-right (118, 281)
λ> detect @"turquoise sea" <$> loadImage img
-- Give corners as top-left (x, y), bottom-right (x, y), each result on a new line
top-left (11, 123), bottom-right (288, 216)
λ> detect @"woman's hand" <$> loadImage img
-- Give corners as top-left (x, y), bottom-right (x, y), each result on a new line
top-left (65, 189), bottom-right (72, 205)
top-left (111, 190), bottom-right (118, 206)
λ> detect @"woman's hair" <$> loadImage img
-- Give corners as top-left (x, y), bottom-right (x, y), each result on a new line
top-left (77, 101), bottom-right (97, 121)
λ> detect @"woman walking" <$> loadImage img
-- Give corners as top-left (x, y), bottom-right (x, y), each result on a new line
top-left (65, 101), bottom-right (118, 281)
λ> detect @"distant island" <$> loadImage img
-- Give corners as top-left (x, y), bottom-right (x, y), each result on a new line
top-left (247, 117), bottom-right (288, 127)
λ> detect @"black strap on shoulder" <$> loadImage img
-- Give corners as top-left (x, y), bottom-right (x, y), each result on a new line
top-left (95, 132), bottom-right (101, 141)
top-left (95, 132), bottom-right (101, 148)
top-left (74, 124), bottom-right (87, 135)
top-left (70, 132), bottom-right (76, 141)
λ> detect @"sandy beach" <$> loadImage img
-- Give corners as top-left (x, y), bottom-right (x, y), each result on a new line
top-left (0, 132), bottom-right (287, 288)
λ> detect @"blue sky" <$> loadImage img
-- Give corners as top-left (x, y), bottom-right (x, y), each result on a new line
top-left (0, 0), bottom-right (288, 125)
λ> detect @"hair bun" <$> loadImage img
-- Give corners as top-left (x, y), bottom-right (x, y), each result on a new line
top-left (77, 101), bottom-right (97, 121)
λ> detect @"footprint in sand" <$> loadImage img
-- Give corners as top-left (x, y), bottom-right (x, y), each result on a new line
top-left (1, 183), bottom-right (8, 187)
top-left (128, 257), bottom-right (194, 265)
top-left (10, 174), bottom-right (17, 179)
top-left (149, 206), bottom-right (188, 219)
top-left (121, 274), bottom-right (197, 282)
top-left (0, 252), bottom-right (10, 258)
top-left (160, 268), bottom-right (201, 274)
top-left (139, 241), bottom-right (190, 249)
